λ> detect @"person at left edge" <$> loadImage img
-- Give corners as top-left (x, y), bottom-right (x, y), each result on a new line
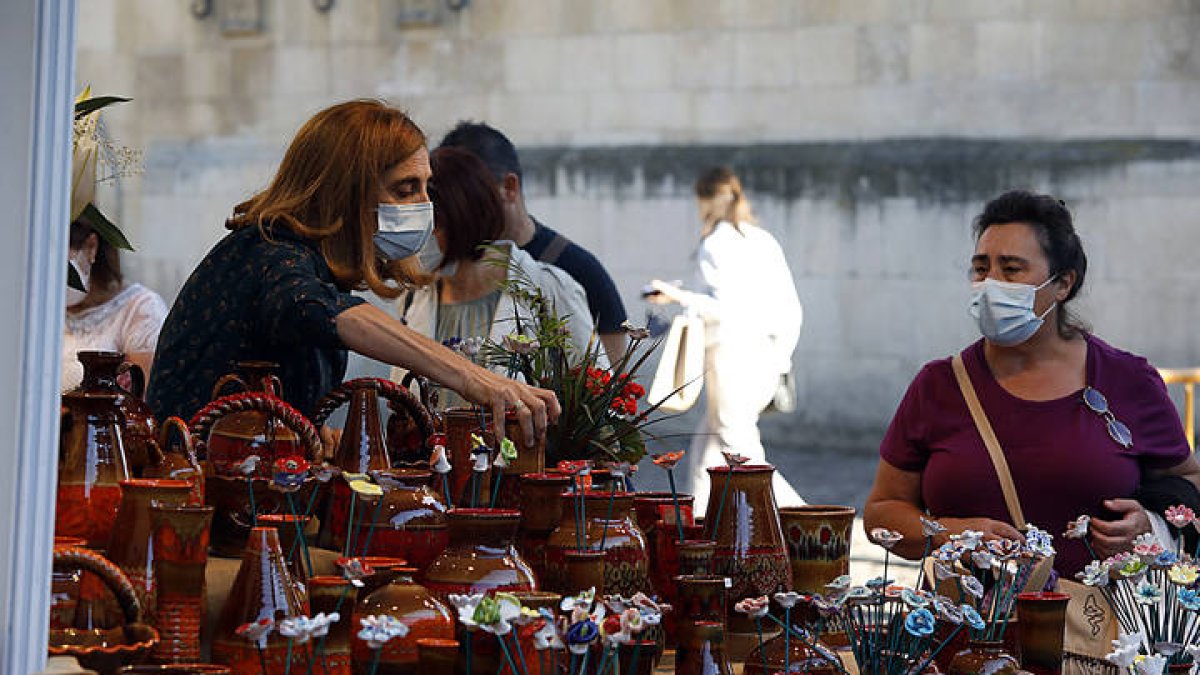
top-left (146, 100), bottom-right (559, 444)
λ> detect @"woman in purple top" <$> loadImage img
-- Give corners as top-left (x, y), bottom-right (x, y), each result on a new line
top-left (864, 190), bottom-right (1200, 577)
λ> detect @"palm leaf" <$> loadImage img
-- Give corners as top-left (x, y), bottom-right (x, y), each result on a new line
top-left (74, 96), bottom-right (131, 120)
top-left (80, 203), bottom-right (134, 251)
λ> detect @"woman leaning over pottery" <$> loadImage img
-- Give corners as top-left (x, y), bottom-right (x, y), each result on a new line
top-left (864, 190), bottom-right (1200, 578)
top-left (146, 100), bottom-right (558, 444)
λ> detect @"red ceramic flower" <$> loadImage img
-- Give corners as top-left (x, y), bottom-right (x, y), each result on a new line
top-left (557, 459), bottom-right (593, 476)
top-left (721, 451), bottom-right (750, 467)
top-left (271, 456), bottom-right (310, 493)
top-left (652, 451), bottom-right (685, 470)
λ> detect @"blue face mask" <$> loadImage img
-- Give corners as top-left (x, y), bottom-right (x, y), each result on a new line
top-left (968, 276), bottom-right (1058, 346)
top-left (374, 202), bottom-right (434, 261)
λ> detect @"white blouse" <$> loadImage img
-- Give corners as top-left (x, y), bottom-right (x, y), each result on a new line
top-left (62, 283), bottom-right (169, 391)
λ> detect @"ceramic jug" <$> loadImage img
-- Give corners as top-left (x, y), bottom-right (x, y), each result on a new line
top-left (57, 392), bottom-right (131, 548)
top-left (72, 350), bottom-right (158, 475)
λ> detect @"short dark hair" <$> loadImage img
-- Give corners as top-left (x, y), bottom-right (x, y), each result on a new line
top-left (429, 147), bottom-right (506, 263)
top-left (70, 218), bottom-right (123, 291)
top-left (438, 121), bottom-right (522, 183)
top-left (973, 190), bottom-right (1089, 339)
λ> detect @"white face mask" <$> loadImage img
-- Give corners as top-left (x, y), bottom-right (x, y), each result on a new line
top-left (66, 252), bottom-right (91, 306)
top-left (374, 202), bottom-right (434, 261)
top-left (969, 276), bottom-right (1058, 346)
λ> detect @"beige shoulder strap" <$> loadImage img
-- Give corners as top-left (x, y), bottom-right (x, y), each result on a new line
top-left (951, 353), bottom-right (1027, 529)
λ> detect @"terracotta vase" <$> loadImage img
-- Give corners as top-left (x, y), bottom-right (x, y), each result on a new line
top-left (199, 361), bottom-right (303, 476)
top-left (494, 413), bottom-right (545, 509)
top-left (72, 350), bottom-right (158, 476)
top-left (57, 392), bottom-right (131, 548)
top-left (421, 508), bottom-right (537, 600)
top-left (307, 575), bottom-right (360, 675)
top-left (672, 575), bottom-right (728, 651)
top-left (563, 549), bottom-right (608, 597)
top-left (343, 468), bottom-right (450, 570)
top-left (633, 492), bottom-right (695, 609)
top-left (142, 417), bottom-right (205, 504)
top-left (443, 408), bottom-right (494, 508)
top-left (1015, 592), bottom-right (1069, 675)
top-left (544, 490), bottom-right (650, 597)
top-left (192, 382), bottom-right (323, 557)
top-left (416, 638), bottom-right (460, 675)
top-left (258, 513), bottom-right (313, 588)
top-left (106, 479), bottom-right (194, 626)
top-left (676, 621), bottom-right (733, 675)
top-left (777, 506), bottom-right (855, 594)
top-left (704, 464), bottom-right (791, 635)
top-left (149, 504), bottom-right (213, 664)
top-left (351, 568), bottom-right (456, 674)
top-left (947, 640), bottom-right (1019, 675)
top-left (211, 527), bottom-right (310, 674)
top-left (676, 540), bottom-right (717, 576)
top-left (517, 472), bottom-right (571, 580)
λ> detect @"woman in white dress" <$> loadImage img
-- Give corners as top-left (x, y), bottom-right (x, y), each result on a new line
top-left (62, 219), bottom-right (168, 392)
top-left (650, 167), bottom-right (804, 507)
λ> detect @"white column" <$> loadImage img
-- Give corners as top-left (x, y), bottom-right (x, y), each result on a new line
top-left (0, 0), bottom-right (76, 672)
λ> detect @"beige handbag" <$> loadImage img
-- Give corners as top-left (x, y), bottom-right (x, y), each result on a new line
top-left (951, 354), bottom-right (1118, 674)
top-left (648, 314), bottom-right (705, 412)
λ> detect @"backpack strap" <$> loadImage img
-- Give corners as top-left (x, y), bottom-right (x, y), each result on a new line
top-left (537, 233), bottom-right (570, 266)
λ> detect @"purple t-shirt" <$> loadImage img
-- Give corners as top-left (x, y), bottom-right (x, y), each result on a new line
top-left (880, 334), bottom-right (1190, 577)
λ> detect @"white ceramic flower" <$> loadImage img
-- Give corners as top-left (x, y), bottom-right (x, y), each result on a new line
top-left (619, 607), bottom-right (645, 636)
top-left (952, 530), bottom-right (984, 551)
top-left (1133, 654), bottom-right (1167, 675)
top-left (970, 550), bottom-right (994, 570)
top-left (561, 588), bottom-right (597, 616)
top-left (448, 593), bottom-right (486, 631)
top-left (1063, 515), bottom-right (1091, 540)
top-left (869, 528), bottom-right (903, 550)
top-left (773, 591), bottom-right (802, 609)
top-left (1023, 525), bottom-right (1055, 558)
top-left (429, 445), bottom-right (451, 474)
top-left (734, 596), bottom-right (770, 619)
top-left (620, 320), bottom-right (651, 340)
top-left (357, 615), bottom-right (409, 650)
top-left (235, 617), bottom-right (275, 649)
top-left (825, 575), bottom-right (852, 592)
top-left (1078, 560), bottom-right (1112, 587)
top-left (278, 615), bottom-right (316, 644)
top-left (920, 517), bottom-right (947, 538)
top-left (960, 575), bottom-right (985, 599)
top-left (310, 612), bottom-right (340, 639)
top-left (235, 454), bottom-right (261, 477)
top-left (532, 610), bottom-right (564, 650)
top-left (472, 449), bottom-right (490, 473)
top-left (473, 594), bottom-right (523, 636)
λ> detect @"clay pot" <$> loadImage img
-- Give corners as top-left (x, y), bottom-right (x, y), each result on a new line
top-left (307, 575), bottom-right (360, 675)
top-left (676, 540), bottom-right (717, 576)
top-left (118, 667), bottom-right (230, 674)
top-left (347, 468), bottom-right (450, 570)
top-left (141, 417), bottom-right (204, 504)
top-left (351, 568), bottom-right (455, 674)
top-left (544, 490), bottom-right (650, 597)
top-left (778, 505), bottom-right (855, 594)
top-left (106, 479), bottom-right (194, 626)
top-left (741, 628), bottom-right (841, 675)
top-left (946, 640), bottom-right (1019, 675)
top-left (197, 361), bottom-right (303, 476)
top-left (1015, 592), bottom-right (1069, 675)
top-left (443, 408), bottom-right (494, 508)
top-left (563, 550), bottom-right (608, 597)
top-left (672, 575), bottom-right (728, 651)
top-left (211, 527), bottom-right (310, 674)
top-left (703, 465), bottom-right (791, 635)
top-left (149, 504), bottom-right (213, 665)
top-left (72, 350), bottom-right (158, 476)
top-left (494, 413), bottom-right (545, 509)
top-left (416, 638), bottom-right (460, 675)
top-left (676, 621), bottom-right (733, 675)
top-left (633, 492), bottom-right (695, 609)
top-left (57, 392), bottom-right (131, 548)
top-left (48, 546), bottom-right (161, 674)
top-left (421, 508), bottom-right (537, 600)
top-left (517, 472), bottom-right (571, 580)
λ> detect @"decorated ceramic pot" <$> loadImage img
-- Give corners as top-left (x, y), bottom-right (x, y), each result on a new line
top-left (544, 490), bottom-right (651, 597)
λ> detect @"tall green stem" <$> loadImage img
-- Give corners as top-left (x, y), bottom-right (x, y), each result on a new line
top-left (665, 471), bottom-right (685, 544)
top-left (707, 471), bottom-right (733, 539)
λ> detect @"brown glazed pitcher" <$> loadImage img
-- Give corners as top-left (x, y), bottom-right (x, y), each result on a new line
top-left (106, 479), bottom-right (195, 627)
top-left (57, 392), bottom-right (131, 548)
top-left (211, 527), bottom-right (310, 674)
top-left (142, 417), bottom-right (205, 504)
top-left (150, 503), bottom-right (213, 664)
top-left (704, 465), bottom-right (792, 636)
top-left (72, 350), bottom-right (158, 475)
top-left (421, 508), bottom-right (537, 601)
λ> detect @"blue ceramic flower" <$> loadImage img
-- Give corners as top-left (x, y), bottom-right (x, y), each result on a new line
top-left (1155, 551), bottom-right (1179, 567)
top-left (1178, 588), bottom-right (1200, 612)
top-left (961, 605), bottom-right (985, 631)
top-left (904, 608), bottom-right (936, 637)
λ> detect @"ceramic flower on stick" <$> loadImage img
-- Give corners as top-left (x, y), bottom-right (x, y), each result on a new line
top-left (235, 454), bottom-right (262, 528)
top-left (651, 451), bottom-right (686, 544)
top-left (271, 457), bottom-right (314, 577)
top-left (341, 473), bottom-right (384, 557)
top-left (558, 460), bottom-right (593, 551)
top-left (1072, 508), bottom-right (1200, 669)
top-left (236, 617), bottom-right (275, 675)
top-left (736, 595), bottom-right (772, 675)
top-left (358, 615), bottom-right (409, 675)
top-left (428, 433), bottom-right (452, 508)
top-left (490, 437), bottom-right (519, 507)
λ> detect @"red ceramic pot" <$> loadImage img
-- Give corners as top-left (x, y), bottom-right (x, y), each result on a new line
top-left (106, 479), bottom-right (194, 626)
top-left (307, 575), bottom-right (359, 675)
top-left (421, 508), bottom-right (537, 600)
top-left (351, 567), bottom-right (455, 674)
top-left (149, 504), bottom-right (213, 664)
top-left (348, 468), bottom-right (449, 571)
top-left (544, 490), bottom-right (650, 597)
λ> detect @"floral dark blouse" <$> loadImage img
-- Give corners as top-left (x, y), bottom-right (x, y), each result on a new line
top-left (147, 225), bottom-right (365, 422)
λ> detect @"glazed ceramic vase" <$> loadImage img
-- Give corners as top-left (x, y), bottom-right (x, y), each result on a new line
top-left (421, 508), bottom-right (537, 600)
top-left (742, 626), bottom-right (841, 675)
top-left (563, 549), bottom-right (608, 597)
top-left (72, 350), bottom-right (158, 475)
top-left (442, 408), bottom-right (494, 508)
top-left (106, 479), bottom-right (194, 626)
top-left (57, 392), bottom-right (131, 548)
top-left (415, 638), bottom-right (460, 675)
top-left (307, 575), bottom-right (360, 675)
top-left (149, 503), bottom-right (213, 664)
top-left (676, 621), bottom-right (733, 675)
top-left (544, 490), bottom-right (650, 597)
top-left (633, 492), bottom-right (696, 599)
top-left (340, 468), bottom-right (450, 570)
top-left (672, 575), bottom-right (728, 653)
top-left (516, 472), bottom-right (570, 580)
top-left (777, 505), bottom-right (855, 594)
top-left (191, 377), bottom-right (323, 557)
top-left (211, 527), bottom-right (310, 674)
top-left (1015, 592), bottom-right (1069, 675)
top-left (493, 412), bottom-right (545, 509)
top-left (258, 513), bottom-right (312, 588)
top-left (946, 641), bottom-right (1020, 675)
top-left (351, 568), bottom-right (455, 674)
top-left (703, 464), bottom-right (791, 634)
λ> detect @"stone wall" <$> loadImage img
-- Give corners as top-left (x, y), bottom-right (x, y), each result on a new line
top-left (75, 0), bottom-right (1200, 447)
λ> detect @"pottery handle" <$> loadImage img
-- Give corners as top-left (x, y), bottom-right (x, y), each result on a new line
top-left (189, 392), bottom-right (322, 462)
top-left (310, 377), bottom-right (438, 454)
top-left (116, 361), bottom-right (146, 398)
top-left (53, 546), bottom-right (143, 625)
top-left (211, 374), bottom-right (247, 400)
top-left (158, 416), bottom-right (199, 466)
